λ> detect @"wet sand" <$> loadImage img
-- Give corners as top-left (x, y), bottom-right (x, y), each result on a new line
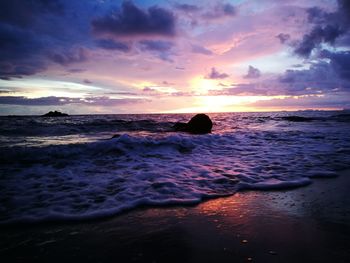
top-left (1, 170), bottom-right (350, 263)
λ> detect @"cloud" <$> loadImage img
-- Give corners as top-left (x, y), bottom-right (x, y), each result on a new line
top-left (174, 3), bottom-right (201, 13)
top-left (278, 61), bottom-right (350, 95)
top-left (0, 23), bottom-right (47, 79)
top-left (291, 0), bottom-right (350, 57)
top-left (294, 25), bottom-right (343, 57)
top-left (0, 0), bottom-right (91, 79)
top-left (0, 0), bottom-right (64, 28)
top-left (208, 83), bottom-right (270, 96)
top-left (191, 44), bottom-right (213, 55)
top-left (138, 40), bottom-right (175, 62)
top-left (206, 67), bottom-right (229, 79)
top-left (67, 68), bottom-right (86, 73)
top-left (276, 33), bottom-right (290, 44)
top-left (0, 96), bottom-right (145, 106)
top-left (320, 50), bottom-right (350, 81)
top-left (92, 1), bottom-right (176, 37)
top-left (143, 87), bottom-right (155, 92)
top-left (83, 79), bottom-right (92, 84)
top-left (139, 40), bottom-right (174, 52)
top-left (203, 2), bottom-right (236, 19)
top-left (244, 65), bottom-right (261, 79)
top-left (0, 89), bottom-right (12, 94)
top-left (48, 48), bottom-right (88, 66)
top-left (249, 94), bottom-right (350, 109)
top-left (96, 39), bottom-right (131, 52)
top-left (208, 58), bottom-right (350, 97)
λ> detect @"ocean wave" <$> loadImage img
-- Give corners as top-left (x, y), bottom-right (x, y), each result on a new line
top-left (1, 112), bottom-right (350, 224)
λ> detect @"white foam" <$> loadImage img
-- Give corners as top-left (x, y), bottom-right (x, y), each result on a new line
top-left (1, 112), bottom-right (350, 224)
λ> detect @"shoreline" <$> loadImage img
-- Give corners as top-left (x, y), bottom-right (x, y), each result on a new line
top-left (1, 170), bottom-right (350, 262)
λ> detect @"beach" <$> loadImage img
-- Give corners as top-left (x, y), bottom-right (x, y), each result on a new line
top-left (1, 169), bottom-right (349, 263)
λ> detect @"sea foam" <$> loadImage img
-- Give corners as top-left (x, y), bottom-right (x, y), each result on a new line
top-left (0, 112), bottom-right (349, 224)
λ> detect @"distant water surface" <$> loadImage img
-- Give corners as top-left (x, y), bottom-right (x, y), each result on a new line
top-left (1, 111), bottom-right (350, 223)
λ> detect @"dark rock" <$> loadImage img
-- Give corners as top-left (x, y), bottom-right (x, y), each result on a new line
top-left (173, 114), bottom-right (213, 134)
top-left (280, 116), bottom-right (313, 122)
top-left (42, 111), bottom-right (69, 117)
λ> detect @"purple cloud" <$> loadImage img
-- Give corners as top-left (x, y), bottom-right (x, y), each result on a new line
top-left (208, 83), bottom-right (270, 96)
top-left (206, 67), bottom-right (229, 79)
top-left (294, 25), bottom-right (343, 57)
top-left (83, 79), bottom-right (92, 84)
top-left (0, 96), bottom-right (145, 106)
top-left (92, 1), bottom-right (176, 37)
top-left (139, 40), bottom-right (174, 52)
top-left (203, 2), bottom-right (236, 19)
top-left (244, 65), bottom-right (261, 79)
top-left (0, 1), bottom-right (91, 79)
top-left (0, 23), bottom-right (47, 79)
top-left (174, 3), bottom-right (201, 13)
top-left (96, 39), bottom-right (131, 52)
top-left (0, 0), bottom-right (64, 28)
top-left (191, 44), bottom-right (213, 55)
top-left (249, 95), bottom-right (350, 109)
top-left (48, 48), bottom-right (88, 66)
top-left (320, 50), bottom-right (350, 81)
top-left (276, 33), bottom-right (290, 44)
top-left (138, 40), bottom-right (175, 62)
top-left (291, 0), bottom-right (350, 57)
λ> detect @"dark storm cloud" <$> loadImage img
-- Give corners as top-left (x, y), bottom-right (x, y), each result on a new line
top-left (244, 65), bottom-right (261, 79)
top-left (292, 0), bottom-right (350, 57)
top-left (206, 67), bottom-right (229, 79)
top-left (294, 25), bottom-right (343, 57)
top-left (0, 61), bottom-right (47, 80)
top-left (96, 39), bottom-right (131, 52)
top-left (0, 96), bottom-right (145, 106)
top-left (0, 0), bottom-right (94, 79)
top-left (92, 1), bottom-right (176, 37)
top-left (278, 50), bottom-right (350, 92)
top-left (0, 23), bottom-right (42, 59)
top-left (306, 7), bottom-right (330, 24)
top-left (0, 0), bottom-right (64, 28)
top-left (0, 22), bottom-right (47, 78)
top-left (278, 61), bottom-right (350, 94)
top-left (48, 48), bottom-right (88, 66)
top-left (209, 58), bottom-right (350, 98)
top-left (320, 50), bottom-right (350, 81)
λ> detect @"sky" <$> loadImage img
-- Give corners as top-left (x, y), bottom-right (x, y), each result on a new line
top-left (0, 0), bottom-right (350, 114)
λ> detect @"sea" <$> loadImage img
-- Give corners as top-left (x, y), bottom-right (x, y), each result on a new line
top-left (1, 111), bottom-right (350, 224)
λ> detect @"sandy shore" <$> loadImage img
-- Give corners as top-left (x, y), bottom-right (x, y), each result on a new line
top-left (1, 170), bottom-right (350, 263)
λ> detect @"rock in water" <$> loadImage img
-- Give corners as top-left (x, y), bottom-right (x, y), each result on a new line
top-left (187, 114), bottom-right (213, 134)
top-left (173, 114), bottom-right (213, 134)
top-left (42, 111), bottom-right (69, 117)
